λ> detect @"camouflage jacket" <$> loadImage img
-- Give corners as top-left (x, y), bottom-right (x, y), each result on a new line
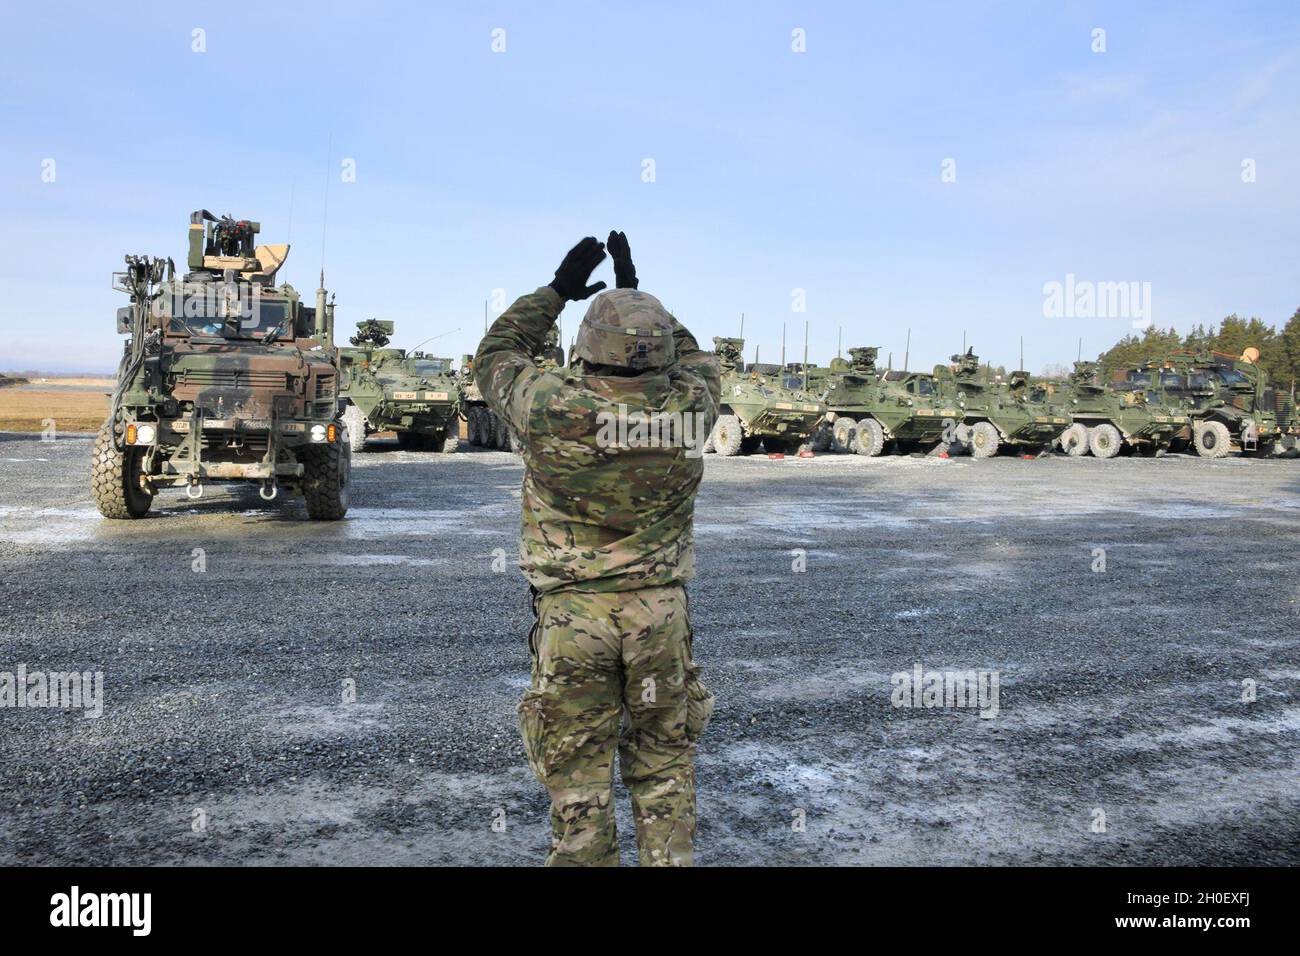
top-left (476, 286), bottom-right (720, 594)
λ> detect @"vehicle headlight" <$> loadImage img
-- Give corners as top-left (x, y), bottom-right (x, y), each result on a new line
top-left (310, 424), bottom-right (327, 442)
top-left (127, 423), bottom-right (156, 445)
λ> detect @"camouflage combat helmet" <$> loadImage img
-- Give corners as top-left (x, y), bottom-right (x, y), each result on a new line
top-left (573, 289), bottom-right (676, 371)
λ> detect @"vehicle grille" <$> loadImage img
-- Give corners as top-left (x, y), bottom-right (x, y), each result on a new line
top-left (1276, 391), bottom-right (1295, 424)
top-left (178, 368), bottom-right (291, 390)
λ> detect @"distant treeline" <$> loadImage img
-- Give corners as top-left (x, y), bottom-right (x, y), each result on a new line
top-left (1092, 308), bottom-right (1300, 387)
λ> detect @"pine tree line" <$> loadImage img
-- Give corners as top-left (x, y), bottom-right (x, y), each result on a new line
top-left (1096, 307), bottom-right (1300, 387)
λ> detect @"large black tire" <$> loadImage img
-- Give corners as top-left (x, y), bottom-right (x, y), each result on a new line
top-left (831, 417), bottom-right (856, 453)
top-left (1194, 420), bottom-right (1231, 458)
top-left (711, 414), bottom-right (744, 456)
top-left (494, 414), bottom-right (511, 450)
top-left (969, 421), bottom-right (1001, 458)
top-left (1088, 423), bottom-right (1122, 459)
top-left (91, 421), bottom-right (152, 519)
top-left (440, 429), bottom-right (459, 453)
top-left (303, 440), bottom-right (351, 520)
top-left (1059, 422), bottom-right (1089, 457)
top-left (466, 408), bottom-right (480, 446)
top-left (853, 418), bottom-right (886, 456)
top-left (341, 404), bottom-right (367, 453)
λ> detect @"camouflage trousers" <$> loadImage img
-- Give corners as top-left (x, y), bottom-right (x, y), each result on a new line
top-left (518, 584), bottom-right (714, 866)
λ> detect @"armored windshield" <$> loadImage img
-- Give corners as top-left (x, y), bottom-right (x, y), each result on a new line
top-left (1211, 368), bottom-right (1250, 386)
top-left (164, 286), bottom-right (293, 339)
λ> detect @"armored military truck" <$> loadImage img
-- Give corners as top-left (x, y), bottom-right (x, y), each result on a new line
top-left (816, 347), bottom-right (961, 456)
top-left (705, 337), bottom-right (827, 455)
top-left (934, 349), bottom-right (1069, 458)
top-left (93, 210), bottom-right (349, 519)
top-left (1052, 360), bottom-right (1189, 458)
top-left (339, 320), bottom-right (461, 453)
top-left (463, 327), bottom-right (563, 452)
top-left (782, 362), bottom-right (833, 450)
top-left (1122, 349), bottom-right (1288, 457)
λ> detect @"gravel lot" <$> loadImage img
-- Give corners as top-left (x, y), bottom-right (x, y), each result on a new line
top-left (1, 432), bottom-right (1297, 866)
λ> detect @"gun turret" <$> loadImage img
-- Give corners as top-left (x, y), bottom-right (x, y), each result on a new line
top-left (847, 346), bottom-right (879, 373)
top-left (187, 210), bottom-right (262, 273)
top-left (350, 318), bottom-right (394, 348)
top-left (712, 336), bottom-right (745, 370)
top-left (950, 348), bottom-right (982, 378)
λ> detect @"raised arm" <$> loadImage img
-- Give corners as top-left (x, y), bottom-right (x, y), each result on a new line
top-left (474, 237), bottom-right (607, 436)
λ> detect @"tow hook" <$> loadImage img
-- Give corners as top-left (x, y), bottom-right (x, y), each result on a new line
top-left (186, 480), bottom-right (203, 500)
top-left (259, 479), bottom-right (279, 501)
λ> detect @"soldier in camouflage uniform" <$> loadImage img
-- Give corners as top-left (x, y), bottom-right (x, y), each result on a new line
top-left (475, 232), bottom-right (719, 866)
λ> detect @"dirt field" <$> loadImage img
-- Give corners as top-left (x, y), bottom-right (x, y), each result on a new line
top-left (0, 380), bottom-right (113, 433)
top-left (0, 433), bottom-right (1297, 866)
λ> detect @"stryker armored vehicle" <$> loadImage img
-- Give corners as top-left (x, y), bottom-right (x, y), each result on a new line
top-left (92, 210), bottom-right (349, 519)
top-left (705, 337), bottom-right (827, 455)
top-left (1121, 349), bottom-right (1289, 457)
top-left (815, 347), bottom-right (961, 456)
top-left (1052, 360), bottom-right (1189, 458)
top-left (934, 349), bottom-right (1069, 457)
top-left (782, 362), bottom-right (833, 450)
top-left (339, 320), bottom-right (461, 453)
top-left (463, 327), bottom-right (564, 452)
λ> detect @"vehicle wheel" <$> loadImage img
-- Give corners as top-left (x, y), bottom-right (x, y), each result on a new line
top-left (1059, 422), bottom-right (1090, 456)
top-left (853, 418), bottom-right (886, 456)
top-left (341, 404), bottom-right (367, 453)
top-left (702, 431), bottom-right (716, 454)
top-left (811, 422), bottom-right (833, 452)
top-left (831, 417), bottom-right (856, 453)
top-left (969, 421), bottom-right (1001, 458)
top-left (1194, 420), bottom-right (1231, 458)
top-left (467, 408), bottom-right (482, 446)
top-left (1088, 423), bottom-right (1122, 459)
top-left (303, 440), bottom-right (351, 520)
top-left (711, 414), bottom-right (744, 456)
top-left (495, 414), bottom-right (512, 450)
top-left (440, 429), bottom-right (459, 453)
top-left (91, 420), bottom-right (152, 519)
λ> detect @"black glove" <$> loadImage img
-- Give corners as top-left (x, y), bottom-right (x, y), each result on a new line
top-left (607, 230), bottom-right (638, 289)
top-left (548, 237), bottom-right (607, 301)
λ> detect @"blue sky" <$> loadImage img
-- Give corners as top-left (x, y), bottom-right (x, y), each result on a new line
top-left (2, 1), bottom-right (1298, 373)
